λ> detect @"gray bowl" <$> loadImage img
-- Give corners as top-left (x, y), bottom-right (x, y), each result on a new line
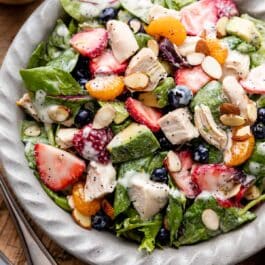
top-left (0, 1), bottom-right (265, 264)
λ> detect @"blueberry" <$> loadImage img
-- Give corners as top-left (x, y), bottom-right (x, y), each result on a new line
top-left (92, 211), bottom-right (111, 231)
top-left (72, 56), bottom-right (90, 86)
top-left (192, 144), bottom-right (209, 163)
top-left (155, 132), bottom-right (174, 150)
top-left (99, 8), bottom-right (118, 23)
top-left (168, 86), bottom-right (193, 109)
top-left (75, 109), bottom-right (94, 128)
top-left (156, 227), bottom-right (170, 245)
top-left (151, 167), bottom-right (168, 183)
top-left (257, 108), bottom-right (265, 123)
top-left (252, 122), bottom-right (265, 139)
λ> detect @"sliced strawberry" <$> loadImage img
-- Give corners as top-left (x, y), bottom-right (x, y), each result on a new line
top-left (180, 0), bottom-right (218, 36)
top-left (169, 151), bottom-right (200, 198)
top-left (178, 150), bottom-right (193, 171)
top-left (89, 50), bottom-right (128, 76)
top-left (70, 28), bottom-right (108, 58)
top-left (175, 66), bottom-right (211, 94)
top-left (241, 64), bottom-right (265, 94)
top-left (125, 98), bottom-right (162, 132)
top-left (191, 164), bottom-right (243, 200)
top-left (215, 0), bottom-right (239, 18)
top-left (34, 143), bottom-right (86, 191)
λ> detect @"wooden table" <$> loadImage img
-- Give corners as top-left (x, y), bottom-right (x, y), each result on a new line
top-left (0, 1), bottom-right (264, 264)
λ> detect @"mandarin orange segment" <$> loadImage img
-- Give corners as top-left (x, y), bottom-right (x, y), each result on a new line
top-left (205, 38), bottom-right (228, 65)
top-left (225, 135), bottom-right (255, 167)
top-left (86, 75), bottom-right (124, 101)
top-left (72, 182), bottom-right (101, 216)
top-left (146, 16), bottom-right (187, 45)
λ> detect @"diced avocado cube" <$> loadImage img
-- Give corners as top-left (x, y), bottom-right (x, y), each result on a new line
top-left (226, 17), bottom-right (261, 48)
top-left (107, 123), bottom-right (160, 163)
top-left (98, 101), bottom-right (129, 124)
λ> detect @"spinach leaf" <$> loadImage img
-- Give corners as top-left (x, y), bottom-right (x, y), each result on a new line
top-left (47, 49), bottom-right (79, 72)
top-left (20, 66), bottom-right (83, 96)
top-left (178, 196), bottom-right (256, 246)
top-left (138, 214), bottom-right (163, 253)
top-left (114, 184), bottom-right (131, 217)
top-left (135, 33), bottom-right (153, 49)
top-left (68, 19), bottom-right (78, 35)
top-left (22, 121), bottom-right (49, 169)
top-left (208, 144), bottom-right (223, 164)
top-left (147, 151), bottom-right (168, 174)
top-left (165, 0), bottom-right (195, 10)
top-left (27, 42), bottom-right (47, 69)
top-left (166, 189), bottom-right (186, 244)
top-left (60, 0), bottom-right (120, 22)
top-left (41, 183), bottom-right (71, 211)
top-left (116, 208), bottom-right (162, 253)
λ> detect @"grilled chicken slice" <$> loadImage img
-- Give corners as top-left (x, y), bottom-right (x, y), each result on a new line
top-left (224, 50), bottom-right (250, 79)
top-left (16, 93), bottom-right (40, 121)
top-left (128, 173), bottom-right (169, 220)
top-left (125, 48), bottom-right (168, 91)
top-left (194, 104), bottom-right (227, 150)
top-left (223, 76), bottom-right (257, 124)
top-left (107, 20), bottom-right (139, 63)
top-left (148, 4), bottom-right (181, 22)
top-left (84, 161), bottom-right (117, 202)
top-left (158, 108), bottom-right (199, 145)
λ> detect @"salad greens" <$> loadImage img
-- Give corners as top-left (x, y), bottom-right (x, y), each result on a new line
top-left (17, 0), bottom-right (265, 254)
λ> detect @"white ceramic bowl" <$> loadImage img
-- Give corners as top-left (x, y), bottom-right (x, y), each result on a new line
top-left (1, 1), bottom-right (265, 264)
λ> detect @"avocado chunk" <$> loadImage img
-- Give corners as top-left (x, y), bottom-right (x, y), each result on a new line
top-left (107, 123), bottom-right (160, 163)
top-left (98, 101), bottom-right (129, 124)
top-left (226, 17), bottom-right (261, 48)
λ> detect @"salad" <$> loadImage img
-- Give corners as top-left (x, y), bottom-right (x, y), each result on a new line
top-left (17, 0), bottom-right (265, 253)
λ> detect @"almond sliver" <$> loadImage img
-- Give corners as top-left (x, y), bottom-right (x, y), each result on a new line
top-left (202, 56), bottom-right (223, 79)
top-left (124, 72), bottom-right (149, 91)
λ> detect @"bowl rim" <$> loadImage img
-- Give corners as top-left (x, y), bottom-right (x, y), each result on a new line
top-left (1, 1), bottom-right (265, 264)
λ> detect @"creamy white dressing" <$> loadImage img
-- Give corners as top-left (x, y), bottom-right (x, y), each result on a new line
top-left (118, 170), bottom-right (150, 188)
top-left (57, 24), bottom-right (68, 37)
top-left (33, 90), bottom-right (54, 124)
top-left (248, 161), bottom-right (261, 175)
top-left (196, 191), bottom-right (213, 200)
top-left (169, 188), bottom-right (182, 198)
top-left (257, 142), bottom-right (265, 156)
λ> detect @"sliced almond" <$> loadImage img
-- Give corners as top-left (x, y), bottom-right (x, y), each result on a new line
top-left (247, 101), bottom-right (257, 125)
top-left (201, 209), bottom-right (220, 231)
top-left (24, 125), bottom-right (41, 137)
top-left (216, 17), bottom-right (229, 38)
top-left (195, 39), bottom-right (210, 55)
top-left (93, 105), bottom-right (116, 129)
top-left (147, 39), bottom-right (159, 57)
top-left (244, 185), bottom-right (261, 200)
top-left (202, 56), bottom-right (223, 79)
top-left (220, 103), bottom-right (240, 115)
top-left (72, 209), bottom-right (92, 229)
top-left (232, 125), bottom-right (252, 141)
top-left (221, 184), bottom-right (241, 200)
top-left (124, 72), bottom-right (149, 91)
top-left (220, 114), bottom-right (246, 127)
top-left (186, 52), bottom-right (205, 66)
top-left (67, 195), bottom-right (75, 210)
top-left (47, 105), bottom-right (70, 122)
top-left (56, 128), bottom-right (79, 149)
top-left (164, 151), bottom-right (181, 173)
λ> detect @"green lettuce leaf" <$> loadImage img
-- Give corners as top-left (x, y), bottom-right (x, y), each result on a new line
top-left (20, 66), bottom-right (83, 96)
top-left (165, 0), bottom-right (195, 10)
